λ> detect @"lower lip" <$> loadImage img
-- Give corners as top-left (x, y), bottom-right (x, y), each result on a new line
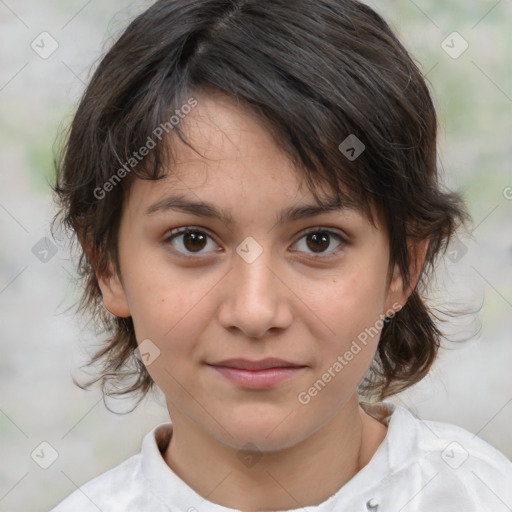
top-left (209, 365), bottom-right (305, 389)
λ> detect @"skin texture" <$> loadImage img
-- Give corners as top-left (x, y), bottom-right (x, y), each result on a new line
top-left (96, 91), bottom-right (423, 510)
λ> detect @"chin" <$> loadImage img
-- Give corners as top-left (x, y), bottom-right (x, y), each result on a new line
top-left (227, 430), bottom-right (305, 453)
top-left (215, 409), bottom-right (309, 453)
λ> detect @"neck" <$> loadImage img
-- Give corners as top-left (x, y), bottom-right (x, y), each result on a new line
top-left (164, 394), bottom-right (387, 511)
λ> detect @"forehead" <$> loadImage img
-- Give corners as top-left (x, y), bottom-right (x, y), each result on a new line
top-left (126, 93), bottom-right (325, 206)
top-left (168, 91), bottom-right (306, 188)
top-left (123, 91), bottom-right (377, 229)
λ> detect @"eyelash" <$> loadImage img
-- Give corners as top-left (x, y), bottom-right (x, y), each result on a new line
top-left (162, 226), bottom-right (347, 260)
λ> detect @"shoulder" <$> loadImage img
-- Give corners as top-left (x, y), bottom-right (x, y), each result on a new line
top-left (388, 403), bottom-right (512, 509)
top-left (49, 454), bottom-right (145, 512)
top-left (411, 406), bottom-right (512, 473)
top-left (48, 423), bottom-right (173, 512)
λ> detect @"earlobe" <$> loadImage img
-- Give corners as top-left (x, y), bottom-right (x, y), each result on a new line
top-left (79, 237), bottom-right (131, 318)
top-left (386, 238), bottom-right (430, 310)
top-left (97, 270), bottom-right (131, 318)
top-left (80, 237), bottom-right (131, 318)
top-left (407, 238), bottom-right (429, 296)
top-left (386, 264), bottom-right (407, 310)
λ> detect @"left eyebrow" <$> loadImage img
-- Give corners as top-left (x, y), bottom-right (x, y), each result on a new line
top-left (144, 193), bottom-right (357, 226)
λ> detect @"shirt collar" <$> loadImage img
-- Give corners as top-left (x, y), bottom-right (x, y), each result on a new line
top-left (140, 402), bottom-right (418, 511)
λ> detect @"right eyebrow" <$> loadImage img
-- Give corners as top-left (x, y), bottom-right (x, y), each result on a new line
top-left (145, 193), bottom-right (358, 226)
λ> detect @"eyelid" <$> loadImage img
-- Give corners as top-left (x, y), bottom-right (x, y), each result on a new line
top-left (298, 226), bottom-right (348, 243)
top-left (164, 225), bottom-right (216, 240)
top-left (290, 226), bottom-right (347, 258)
top-left (163, 225), bottom-right (348, 258)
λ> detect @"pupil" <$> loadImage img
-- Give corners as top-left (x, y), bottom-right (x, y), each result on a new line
top-left (308, 232), bottom-right (329, 252)
top-left (182, 232), bottom-right (330, 253)
top-left (184, 232), bottom-right (206, 252)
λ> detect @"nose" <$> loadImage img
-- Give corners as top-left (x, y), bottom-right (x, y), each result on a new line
top-left (218, 244), bottom-right (293, 339)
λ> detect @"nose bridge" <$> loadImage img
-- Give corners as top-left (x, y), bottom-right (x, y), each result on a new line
top-left (218, 236), bottom-right (292, 337)
top-left (234, 236), bottom-right (279, 306)
top-left (235, 248), bottom-right (276, 299)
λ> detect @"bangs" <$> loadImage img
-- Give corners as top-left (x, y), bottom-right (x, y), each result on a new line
top-left (93, 0), bottom-right (423, 230)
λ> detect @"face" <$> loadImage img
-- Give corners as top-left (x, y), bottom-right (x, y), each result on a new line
top-left (98, 91), bottom-right (408, 452)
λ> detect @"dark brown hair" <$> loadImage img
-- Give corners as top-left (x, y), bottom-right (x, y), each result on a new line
top-left (52, 0), bottom-right (470, 408)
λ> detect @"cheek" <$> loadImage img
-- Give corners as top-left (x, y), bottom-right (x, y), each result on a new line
top-left (309, 259), bottom-right (388, 347)
top-left (127, 273), bottom-right (212, 342)
top-left (125, 269), bottom-right (217, 396)
top-left (120, 247), bottom-right (222, 361)
top-left (296, 267), bottom-right (387, 412)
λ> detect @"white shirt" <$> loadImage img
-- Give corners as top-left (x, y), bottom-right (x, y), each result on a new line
top-left (49, 402), bottom-right (512, 511)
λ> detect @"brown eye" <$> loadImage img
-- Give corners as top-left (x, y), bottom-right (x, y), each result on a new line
top-left (306, 232), bottom-right (330, 253)
top-left (293, 229), bottom-right (345, 256)
top-left (164, 228), bottom-right (218, 255)
top-left (182, 231), bottom-right (207, 252)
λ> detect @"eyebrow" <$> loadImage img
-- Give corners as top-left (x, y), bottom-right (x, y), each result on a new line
top-left (144, 193), bottom-right (357, 225)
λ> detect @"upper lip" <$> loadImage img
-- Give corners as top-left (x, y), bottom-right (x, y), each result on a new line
top-left (207, 358), bottom-right (305, 371)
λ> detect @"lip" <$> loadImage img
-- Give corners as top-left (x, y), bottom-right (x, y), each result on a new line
top-left (206, 358), bottom-right (307, 390)
top-left (209, 358), bottom-right (303, 370)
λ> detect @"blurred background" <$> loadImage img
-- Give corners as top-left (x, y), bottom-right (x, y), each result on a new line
top-left (0, 0), bottom-right (511, 510)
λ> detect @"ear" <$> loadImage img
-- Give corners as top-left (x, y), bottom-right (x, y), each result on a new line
top-left (97, 267), bottom-right (131, 318)
top-left (80, 235), bottom-right (131, 318)
top-left (385, 238), bottom-right (429, 311)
